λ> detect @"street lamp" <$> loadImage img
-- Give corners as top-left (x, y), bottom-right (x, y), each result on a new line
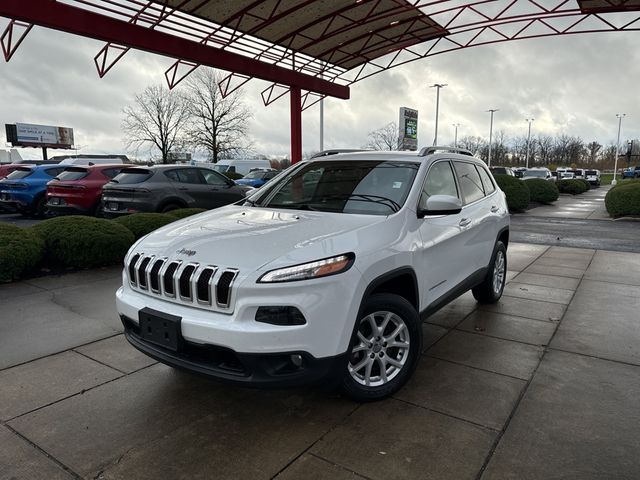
top-left (487, 109), bottom-right (499, 167)
top-left (431, 83), bottom-right (447, 145)
top-left (612, 113), bottom-right (626, 185)
top-left (525, 118), bottom-right (534, 168)
top-left (452, 123), bottom-right (461, 148)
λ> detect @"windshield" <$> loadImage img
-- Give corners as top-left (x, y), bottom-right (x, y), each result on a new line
top-left (251, 160), bottom-right (420, 215)
top-left (243, 170), bottom-right (267, 179)
top-left (56, 168), bottom-right (89, 181)
top-left (524, 170), bottom-right (547, 178)
top-left (5, 168), bottom-right (33, 180)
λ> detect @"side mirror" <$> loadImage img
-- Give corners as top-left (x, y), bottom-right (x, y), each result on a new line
top-left (418, 194), bottom-right (462, 217)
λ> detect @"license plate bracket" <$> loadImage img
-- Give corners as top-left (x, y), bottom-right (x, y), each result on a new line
top-left (139, 308), bottom-right (183, 352)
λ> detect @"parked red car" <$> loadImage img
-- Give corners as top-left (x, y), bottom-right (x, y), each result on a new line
top-left (46, 164), bottom-right (125, 215)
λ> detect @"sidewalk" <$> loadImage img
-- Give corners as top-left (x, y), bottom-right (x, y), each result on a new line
top-left (1, 244), bottom-right (639, 479)
top-left (524, 184), bottom-right (610, 220)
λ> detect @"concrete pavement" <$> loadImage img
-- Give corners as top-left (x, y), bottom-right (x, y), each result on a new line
top-left (1, 243), bottom-right (640, 479)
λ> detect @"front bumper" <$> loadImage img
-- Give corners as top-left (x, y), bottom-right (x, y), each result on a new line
top-left (121, 313), bottom-right (348, 387)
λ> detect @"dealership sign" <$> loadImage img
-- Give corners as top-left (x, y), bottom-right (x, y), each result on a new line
top-left (398, 107), bottom-right (418, 151)
top-left (5, 123), bottom-right (74, 148)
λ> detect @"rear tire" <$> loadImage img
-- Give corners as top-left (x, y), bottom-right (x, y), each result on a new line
top-left (161, 203), bottom-right (180, 213)
top-left (472, 241), bottom-right (507, 304)
top-left (30, 195), bottom-right (48, 219)
top-left (340, 293), bottom-right (422, 402)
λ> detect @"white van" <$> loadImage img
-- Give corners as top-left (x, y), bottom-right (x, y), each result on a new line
top-left (210, 159), bottom-right (272, 176)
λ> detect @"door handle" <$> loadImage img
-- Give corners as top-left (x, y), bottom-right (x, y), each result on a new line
top-left (177, 187), bottom-right (188, 191)
top-left (459, 218), bottom-right (472, 227)
top-left (490, 205), bottom-right (499, 213)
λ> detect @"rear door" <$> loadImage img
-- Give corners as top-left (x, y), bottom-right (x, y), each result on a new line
top-left (170, 168), bottom-right (211, 208)
top-left (453, 161), bottom-right (497, 273)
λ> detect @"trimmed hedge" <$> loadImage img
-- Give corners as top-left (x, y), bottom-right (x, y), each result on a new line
top-left (0, 224), bottom-right (45, 282)
top-left (494, 174), bottom-right (530, 211)
top-left (605, 182), bottom-right (640, 218)
top-left (167, 208), bottom-right (207, 219)
top-left (578, 179), bottom-right (591, 191)
top-left (114, 213), bottom-right (176, 240)
top-left (32, 216), bottom-right (135, 268)
top-left (557, 179), bottom-right (587, 195)
top-left (524, 179), bottom-right (559, 204)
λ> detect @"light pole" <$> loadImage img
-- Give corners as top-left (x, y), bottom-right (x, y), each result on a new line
top-left (525, 118), bottom-right (534, 168)
top-left (612, 113), bottom-right (626, 185)
top-left (453, 123), bottom-right (461, 148)
top-left (431, 83), bottom-right (447, 145)
top-left (487, 109), bottom-right (498, 167)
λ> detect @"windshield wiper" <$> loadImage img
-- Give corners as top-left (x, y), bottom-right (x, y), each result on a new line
top-left (320, 194), bottom-right (401, 213)
top-left (268, 202), bottom-right (319, 211)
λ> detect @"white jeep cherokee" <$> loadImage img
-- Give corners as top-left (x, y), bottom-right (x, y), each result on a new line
top-left (116, 147), bottom-right (509, 401)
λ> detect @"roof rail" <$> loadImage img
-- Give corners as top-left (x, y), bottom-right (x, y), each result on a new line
top-left (418, 146), bottom-right (473, 157)
top-left (310, 149), bottom-right (371, 159)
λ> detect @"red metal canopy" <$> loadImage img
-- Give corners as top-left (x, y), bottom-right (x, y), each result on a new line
top-left (2, 0), bottom-right (640, 163)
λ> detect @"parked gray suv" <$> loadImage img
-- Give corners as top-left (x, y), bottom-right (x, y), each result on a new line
top-left (101, 165), bottom-right (251, 217)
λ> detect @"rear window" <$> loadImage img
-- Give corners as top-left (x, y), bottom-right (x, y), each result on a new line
top-left (585, 170), bottom-right (598, 175)
top-left (55, 168), bottom-right (89, 181)
top-left (102, 167), bottom-right (123, 179)
top-left (111, 168), bottom-right (153, 184)
top-left (5, 168), bottom-right (33, 180)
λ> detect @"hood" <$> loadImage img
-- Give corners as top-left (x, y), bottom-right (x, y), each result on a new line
top-left (135, 205), bottom-right (387, 270)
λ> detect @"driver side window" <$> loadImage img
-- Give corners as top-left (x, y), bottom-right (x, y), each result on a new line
top-left (419, 161), bottom-right (459, 210)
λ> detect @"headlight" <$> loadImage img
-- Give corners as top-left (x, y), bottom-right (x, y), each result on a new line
top-left (258, 253), bottom-right (355, 283)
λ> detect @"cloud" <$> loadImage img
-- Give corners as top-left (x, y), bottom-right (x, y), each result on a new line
top-left (1, 20), bottom-right (638, 160)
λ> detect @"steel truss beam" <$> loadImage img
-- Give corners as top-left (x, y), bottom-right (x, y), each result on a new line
top-left (0, 0), bottom-right (349, 99)
top-left (1, 19), bottom-right (33, 62)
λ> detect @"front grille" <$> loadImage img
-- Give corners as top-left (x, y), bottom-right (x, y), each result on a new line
top-left (127, 253), bottom-right (239, 311)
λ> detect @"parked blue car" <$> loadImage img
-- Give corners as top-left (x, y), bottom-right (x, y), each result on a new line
top-left (234, 169), bottom-right (278, 188)
top-left (0, 164), bottom-right (68, 217)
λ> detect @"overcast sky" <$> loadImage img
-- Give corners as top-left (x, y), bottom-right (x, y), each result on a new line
top-left (1, 18), bottom-right (638, 160)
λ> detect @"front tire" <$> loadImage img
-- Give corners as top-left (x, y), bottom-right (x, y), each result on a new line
top-left (340, 293), bottom-right (422, 402)
top-left (472, 241), bottom-right (507, 304)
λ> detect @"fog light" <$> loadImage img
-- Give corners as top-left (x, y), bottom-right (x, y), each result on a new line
top-left (290, 354), bottom-right (303, 367)
top-left (255, 306), bottom-right (306, 326)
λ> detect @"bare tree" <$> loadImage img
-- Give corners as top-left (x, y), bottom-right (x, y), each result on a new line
top-left (457, 136), bottom-right (485, 157)
top-left (122, 84), bottom-right (190, 163)
top-left (364, 122), bottom-right (400, 150)
top-left (586, 141), bottom-right (602, 166)
top-left (536, 134), bottom-right (554, 165)
top-left (183, 68), bottom-right (252, 163)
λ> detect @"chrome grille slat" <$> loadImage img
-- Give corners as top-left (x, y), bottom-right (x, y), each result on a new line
top-left (137, 256), bottom-right (153, 290)
top-left (179, 263), bottom-right (198, 301)
top-left (163, 261), bottom-right (181, 297)
top-left (216, 269), bottom-right (239, 308)
top-left (128, 253), bottom-right (141, 286)
top-left (196, 266), bottom-right (217, 305)
top-left (128, 252), bottom-right (238, 311)
top-left (149, 258), bottom-right (166, 293)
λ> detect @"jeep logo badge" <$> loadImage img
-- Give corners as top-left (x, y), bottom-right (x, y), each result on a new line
top-left (177, 248), bottom-right (196, 257)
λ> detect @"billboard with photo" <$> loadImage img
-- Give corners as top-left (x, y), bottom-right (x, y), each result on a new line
top-left (6, 123), bottom-right (74, 148)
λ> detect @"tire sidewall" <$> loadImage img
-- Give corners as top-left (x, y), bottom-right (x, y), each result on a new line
top-left (340, 293), bottom-right (422, 401)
